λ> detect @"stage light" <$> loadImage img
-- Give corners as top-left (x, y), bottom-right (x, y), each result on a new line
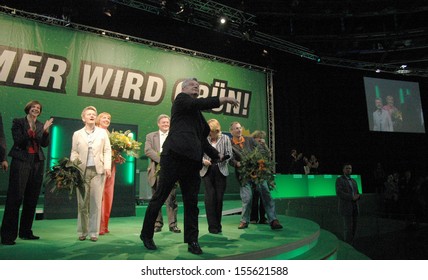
top-left (218, 15), bottom-right (228, 25)
top-left (160, 0), bottom-right (184, 15)
top-left (102, 2), bottom-right (117, 17)
top-left (240, 24), bottom-right (255, 40)
top-left (396, 65), bottom-right (411, 74)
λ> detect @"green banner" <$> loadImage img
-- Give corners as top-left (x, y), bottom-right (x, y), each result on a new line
top-left (0, 13), bottom-right (269, 192)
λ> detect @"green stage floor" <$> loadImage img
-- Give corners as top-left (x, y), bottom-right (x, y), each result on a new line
top-left (0, 201), bottom-right (368, 260)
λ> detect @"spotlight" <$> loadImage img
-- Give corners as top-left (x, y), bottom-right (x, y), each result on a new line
top-left (218, 15), bottom-right (228, 25)
top-left (214, 14), bottom-right (230, 32)
top-left (240, 23), bottom-right (255, 40)
top-left (103, 4), bottom-right (117, 17)
top-left (160, 0), bottom-right (184, 15)
top-left (396, 65), bottom-right (411, 74)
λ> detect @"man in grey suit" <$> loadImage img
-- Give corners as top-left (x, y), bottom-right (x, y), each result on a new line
top-left (145, 114), bottom-right (181, 233)
top-left (336, 163), bottom-right (361, 245)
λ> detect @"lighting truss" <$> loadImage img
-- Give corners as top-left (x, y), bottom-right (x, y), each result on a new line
top-left (110, 0), bottom-right (428, 77)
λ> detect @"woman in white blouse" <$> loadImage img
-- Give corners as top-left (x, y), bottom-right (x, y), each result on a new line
top-left (70, 106), bottom-right (111, 242)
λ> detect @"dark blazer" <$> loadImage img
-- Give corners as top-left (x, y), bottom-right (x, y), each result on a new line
top-left (335, 175), bottom-right (360, 216)
top-left (0, 113), bottom-right (6, 162)
top-left (8, 117), bottom-right (50, 161)
top-left (162, 92), bottom-right (220, 163)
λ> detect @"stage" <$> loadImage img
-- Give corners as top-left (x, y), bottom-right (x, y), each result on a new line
top-left (0, 200), bottom-right (368, 260)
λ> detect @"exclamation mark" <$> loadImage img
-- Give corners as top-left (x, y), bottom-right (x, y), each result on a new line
top-left (241, 93), bottom-right (249, 116)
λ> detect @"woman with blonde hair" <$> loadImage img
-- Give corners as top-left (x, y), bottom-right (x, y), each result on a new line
top-left (95, 112), bottom-right (118, 235)
top-left (70, 106), bottom-right (111, 242)
top-left (200, 119), bottom-right (232, 234)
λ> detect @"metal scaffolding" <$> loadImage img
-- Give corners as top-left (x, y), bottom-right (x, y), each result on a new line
top-left (110, 0), bottom-right (428, 77)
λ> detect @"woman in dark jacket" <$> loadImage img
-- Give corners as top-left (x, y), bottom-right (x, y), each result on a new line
top-left (1, 100), bottom-right (53, 245)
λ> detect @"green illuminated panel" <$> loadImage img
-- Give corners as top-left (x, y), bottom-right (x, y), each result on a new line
top-left (271, 174), bottom-right (308, 198)
top-left (272, 174), bottom-right (363, 198)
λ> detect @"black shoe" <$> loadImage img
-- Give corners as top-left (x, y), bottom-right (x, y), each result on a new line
top-left (169, 226), bottom-right (181, 233)
top-left (270, 220), bottom-right (283, 230)
top-left (1, 240), bottom-right (16, 245)
top-left (19, 234), bottom-right (40, 240)
top-left (154, 226), bottom-right (162, 233)
top-left (209, 229), bottom-right (219, 234)
top-left (188, 242), bottom-right (203, 255)
top-left (140, 234), bottom-right (157, 250)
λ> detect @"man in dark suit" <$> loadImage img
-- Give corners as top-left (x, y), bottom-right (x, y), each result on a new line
top-left (140, 78), bottom-right (239, 254)
top-left (0, 113), bottom-right (8, 172)
top-left (145, 114), bottom-right (180, 233)
top-left (336, 163), bottom-right (361, 245)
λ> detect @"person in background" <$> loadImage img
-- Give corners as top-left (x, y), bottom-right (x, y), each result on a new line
top-left (200, 119), bottom-right (232, 234)
top-left (289, 149), bottom-right (303, 174)
top-left (229, 122), bottom-right (283, 230)
top-left (140, 78), bottom-right (239, 255)
top-left (308, 154), bottom-right (319, 174)
top-left (70, 106), bottom-right (111, 242)
top-left (145, 114), bottom-right (181, 234)
top-left (96, 112), bottom-right (120, 235)
top-left (249, 130), bottom-right (268, 224)
top-left (336, 163), bottom-right (361, 245)
top-left (373, 98), bottom-right (393, 132)
top-left (0, 113), bottom-right (8, 172)
top-left (1, 101), bottom-right (53, 245)
top-left (302, 156), bottom-right (310, 175)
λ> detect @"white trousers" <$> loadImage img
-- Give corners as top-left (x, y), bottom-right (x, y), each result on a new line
top-left (76, 167), bottom-right (105, 238)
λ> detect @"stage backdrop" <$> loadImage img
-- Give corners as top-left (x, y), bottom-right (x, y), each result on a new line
top-left (0, 13), bottom-right (269, 214)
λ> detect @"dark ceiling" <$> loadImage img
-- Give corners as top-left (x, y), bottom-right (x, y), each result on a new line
top-left (219, 0), bottom-right (428, 73)
top-left (1, 0), bottom-right (428, 76)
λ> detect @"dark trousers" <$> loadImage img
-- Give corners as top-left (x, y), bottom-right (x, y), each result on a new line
top-left (203, 165), bottom-right (226, 232)
top-left (1, 156), bottom-right (44, 242)
top-left (342, 205), bottom-right (358, 245)
top-left (250, 188), bottom-right (266, 222)
top-left (141, 153), bottom-right (201, 243)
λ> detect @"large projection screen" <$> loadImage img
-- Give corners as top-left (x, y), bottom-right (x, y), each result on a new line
top-left (364, 77), bottom-right (425, 133)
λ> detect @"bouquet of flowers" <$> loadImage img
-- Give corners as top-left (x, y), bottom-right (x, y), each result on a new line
top-left (237, 147), bottom-right (276, 190)
top-left (44, 157), bottom-right (85, 199)
top-left (109, 130), bottom-right (142, 163)
top-left (392, 110), bottom-right (403, 130)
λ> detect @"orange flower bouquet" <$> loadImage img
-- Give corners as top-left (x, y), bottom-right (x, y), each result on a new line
top-left (238, 147), bottom-right (276, 190)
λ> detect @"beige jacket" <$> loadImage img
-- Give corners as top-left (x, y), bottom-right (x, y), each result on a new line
top-left (70, 126), bottom-right (112, 174)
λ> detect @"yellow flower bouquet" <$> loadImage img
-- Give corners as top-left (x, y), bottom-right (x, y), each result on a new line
top-left (109, 130), bottom-right (142, 163)
top-left (238, 147), bottom-right (276, 190)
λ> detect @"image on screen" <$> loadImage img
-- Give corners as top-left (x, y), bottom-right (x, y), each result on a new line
top-left (364, 77), bottom-right (425, 133)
